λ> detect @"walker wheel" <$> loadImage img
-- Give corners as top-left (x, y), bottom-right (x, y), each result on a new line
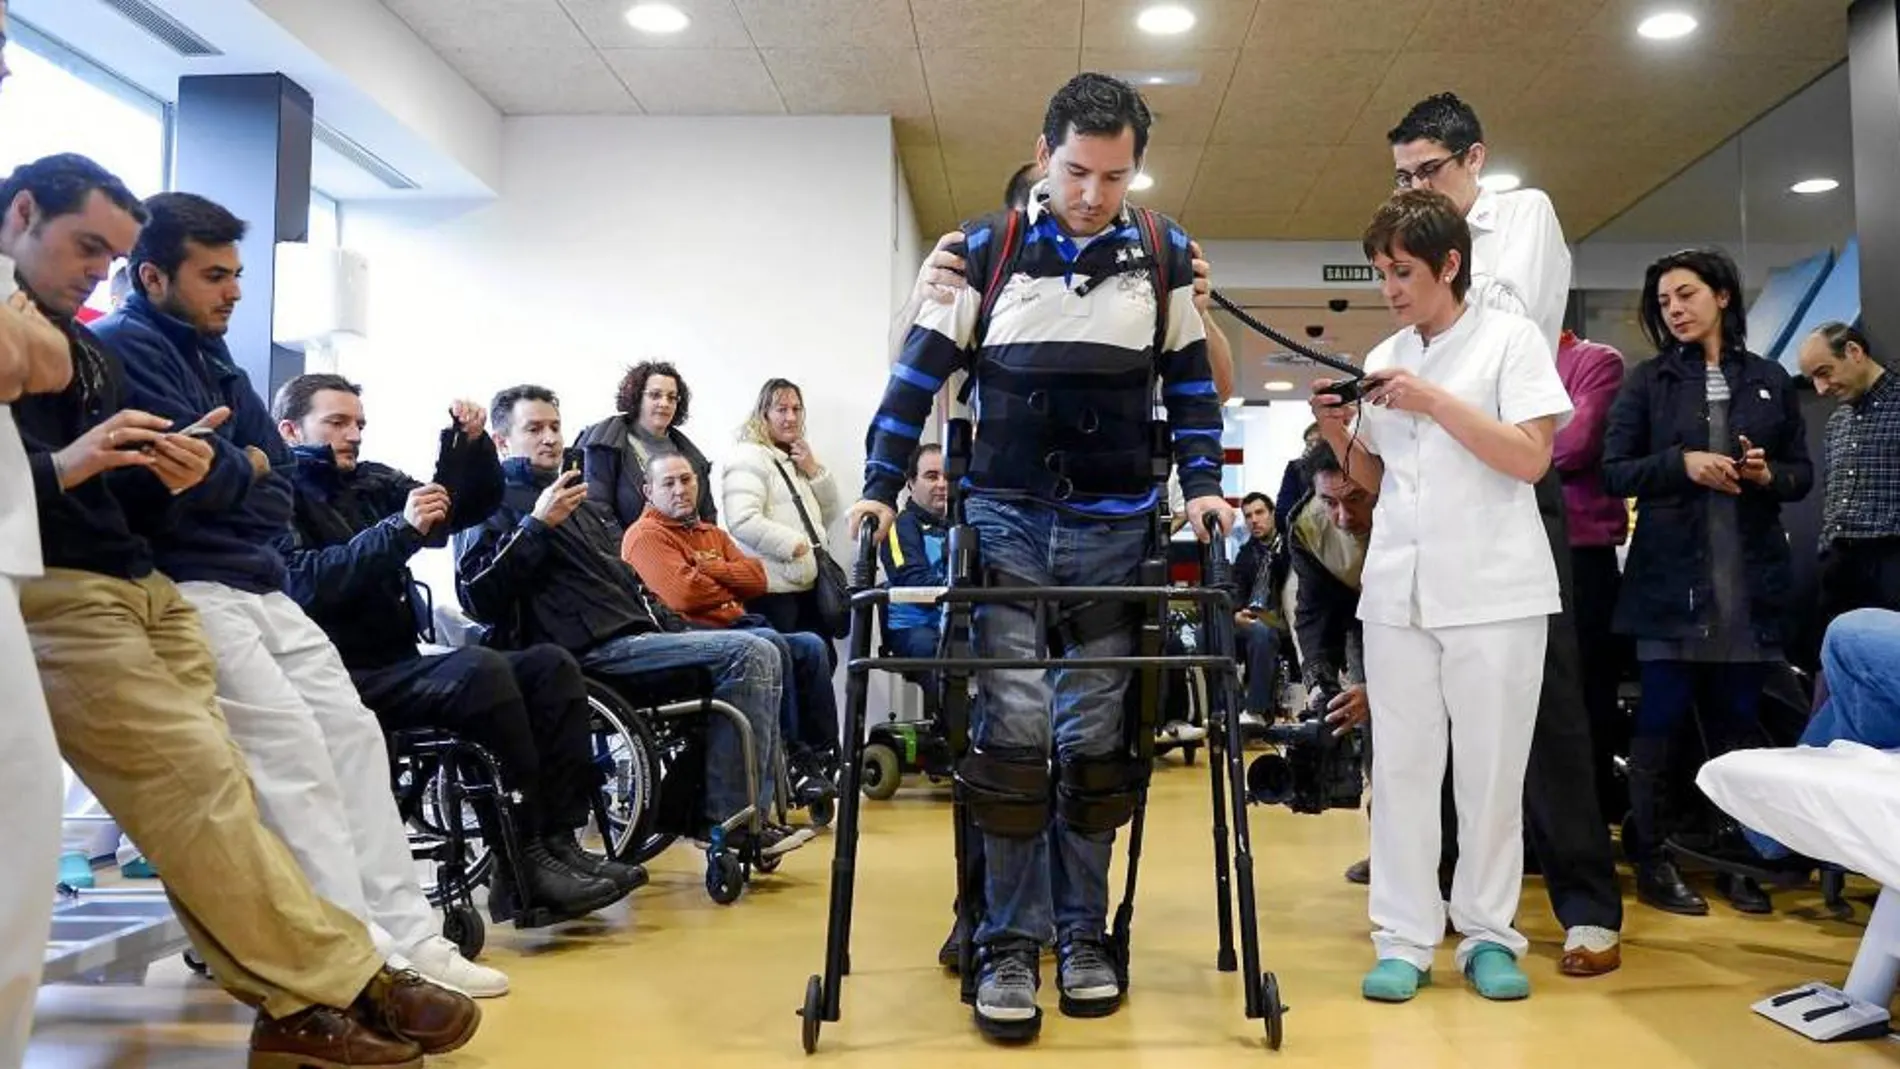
top-left (1261, 971), bottom-right (1286, 1051)
top-left (800, 974), bottom-right (824, 1054)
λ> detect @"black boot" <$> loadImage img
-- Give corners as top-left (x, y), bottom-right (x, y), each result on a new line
top-left (1717, 872), bottom-right (1773, 914)
top-left (1627, 738), bottom-right (1708, 916)
top-left (543, 830), bottom-right (649, 893)
top-left (490, 838), bottom-right (630, 928)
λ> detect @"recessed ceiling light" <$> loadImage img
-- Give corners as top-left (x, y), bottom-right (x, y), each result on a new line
top-left (1130, 173), bottom-right (1155, 192)
top-left (1479, 172), bottom-right (1522, 193)
top-left (1222, 395), bottom-right (1245, 408)
top-left (1109, 69), bottom-right (1204, 88)
top-left (625, 3), bottom-right (690, 34)
top-left (1264, 380), bottom-right (1295, 392)
top-left (1137, 5), bottom-right (1197, 36)
top-left (1637, 12), bottom-right (1697, 40)
top-left (1790, 177), bottom-right (1840, 195)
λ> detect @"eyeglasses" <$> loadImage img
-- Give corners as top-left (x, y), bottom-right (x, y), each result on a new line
top-left (644, 390), bottom-right (680, 404)
top-left (1394, 147), bottom-right (1469, 189)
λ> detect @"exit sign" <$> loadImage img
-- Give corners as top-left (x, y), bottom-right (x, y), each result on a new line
top-left (1323, 264), bottom-right (1376, 283)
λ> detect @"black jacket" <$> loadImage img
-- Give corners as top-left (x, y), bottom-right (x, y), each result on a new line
top-left (1292, 538), bottom-right (1361, 687)
top-left (16, 321), bottom-right (178, 580)
top-left (1601, 343), bottom-right (1813, 642)
top-left (278, 426), bottom-right (505, 671)
top-left (1229, 535), bottom-right (1274, 610)
top-left (453, 456), bottom-right (685, 653)
top-left (575, 414), bottom-right (716, 529)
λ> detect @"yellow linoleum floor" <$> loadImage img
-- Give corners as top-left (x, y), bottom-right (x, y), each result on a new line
top-left (24, 758), bottom-right (1900, 1068)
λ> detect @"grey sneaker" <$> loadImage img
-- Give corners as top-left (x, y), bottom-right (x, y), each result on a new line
top-left (974, 941), bottom-right (1041, 1041)
top-left (1057, 937), bottom-right (1122, 1017)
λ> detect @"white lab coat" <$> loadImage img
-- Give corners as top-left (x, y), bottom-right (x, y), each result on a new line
top-left (1353, 302), bottom-right (1573, 970)
top-left (1466, 186), bottom-right (1572, 354)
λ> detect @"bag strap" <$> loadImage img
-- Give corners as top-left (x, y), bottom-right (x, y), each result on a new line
top-left (770, 455), bottom-right (824, 546)
top-left (1131, 205), bottom-right (1172, 357)
top-left (956, 208), bottom-right (1028, 406)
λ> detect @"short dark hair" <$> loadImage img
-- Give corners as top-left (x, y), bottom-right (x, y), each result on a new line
top-left (1388, 92), bottom-right (1484, 152)
top-left (1362, 189), bottom-right (1473, 302)
top-left (1639, 248), bottom-right (1748, 355)
top-left (1303, 440), bottom-right (1344, 481)
top-left (491, 384), bottom-right (559, 436)
top-left (906, 441), bottom-right (942, 481)
top-left (1043, 73), bottom-right (1152, 160)
top-left (272, 373), bottom-right (360, 423)
top-left (1003, 163), bottom-right (1039, 210)
top-left (1813, 321), bottom-right (1872, 360)
top-left (129, 192), bottom-right (246, 297)
top-left (0, 153), bottom-right (146, 228)
top-left (614, 360), bottom-right (692, 427)
top-left (1240, 491), bottom-right (1272, 513)
top-left (643, 448), bottom-right (691, 476)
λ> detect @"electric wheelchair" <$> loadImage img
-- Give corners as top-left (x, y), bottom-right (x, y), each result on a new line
top-left (797, 418), bottom-right (1287, 1054)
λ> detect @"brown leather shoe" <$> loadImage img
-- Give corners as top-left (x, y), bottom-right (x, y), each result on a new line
top-left (249, 1006), bottom-right (422, 1069)
top-left (353, 966), bottom-right (481, 1055)
top-left (1559, 943), bottom-right (1622, 977)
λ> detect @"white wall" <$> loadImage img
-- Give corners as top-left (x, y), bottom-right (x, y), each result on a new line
top-left (891, 151), bottom-right (923, 327)
top-left (1235, 404), bottom-right (1311, 503)
top-left (340, 116), bottom-right (902, 676)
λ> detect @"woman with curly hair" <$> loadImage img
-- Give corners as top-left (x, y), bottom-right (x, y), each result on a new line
top-left (576, 360), bottom-right (717, 527)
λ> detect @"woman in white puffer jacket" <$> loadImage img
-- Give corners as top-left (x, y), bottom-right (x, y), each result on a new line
top-left (721, 378), bottom-right (842, 642)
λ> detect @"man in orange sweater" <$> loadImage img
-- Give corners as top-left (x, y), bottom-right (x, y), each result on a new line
top-left (624, 451), bottom-right (839, 807)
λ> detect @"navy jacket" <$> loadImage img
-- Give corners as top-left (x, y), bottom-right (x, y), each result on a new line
top-left (93, 293), bottom-right (292, 594)
top-left (1601, 343), bottom-right (1813, 643)
top-left (278, 426), bottom-right (504, 671)
top-left (878, 499), bottom-right (947, 634)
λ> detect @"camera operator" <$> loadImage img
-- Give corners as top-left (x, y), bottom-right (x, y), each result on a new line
top-left (1312, 190), bottom-right (1571, 1005)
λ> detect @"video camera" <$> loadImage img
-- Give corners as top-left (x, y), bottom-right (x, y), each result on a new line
top-left (1245, 682), bottom-right (1365, 815)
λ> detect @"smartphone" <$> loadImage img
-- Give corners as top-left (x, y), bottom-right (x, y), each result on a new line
top-left (561, 447), bottom-right (585, 477)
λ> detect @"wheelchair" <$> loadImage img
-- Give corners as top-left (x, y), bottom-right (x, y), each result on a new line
top-left (798, 418), bottom-right (1286, 1054)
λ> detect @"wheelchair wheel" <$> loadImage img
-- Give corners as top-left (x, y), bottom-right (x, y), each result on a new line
top-left (587, 681), bottom-right (672, 864)
top-left (860, 742), bottom-right (901, 801)
top-left (800, 974), bottom-right (823, 1054)
top-left (1261, 971), bottom-right (1286, 1050)
top-left (443, 903), bottom-right (485, 961)
top-left (706, 851), bottom-right (745, 905)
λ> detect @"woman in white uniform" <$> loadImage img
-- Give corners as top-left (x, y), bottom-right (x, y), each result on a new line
top-left (1312, 190), bottom-right (1572, 1003)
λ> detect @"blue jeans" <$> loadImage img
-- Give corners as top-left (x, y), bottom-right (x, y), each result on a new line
top-left (739, 626), bottom-right (839, 755)
top-left (1236, 619), bottom-right (1280, 714)
top-left (1746, 608), bottom-right (1900, 857)
top-left (579, 629), bottom-right (782, 825)
top-left (966, 496), bottom-right (1149, 948)
top-left (888, 626), bottom-right (939, 660)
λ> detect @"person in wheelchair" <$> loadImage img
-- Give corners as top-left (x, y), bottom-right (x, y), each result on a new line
top-left (621, 449), bottom-right (840, 809)
top-left (273, 373), bottom-right (647, 928)
top-left (848, 74), bottom-right (1233, 1040)
top-left (1229, 492), bottom-right (1285, 730)
top-left (879, 442), bottom-right (948, 660)
top-left (454, 385), bottom-right (811, 860)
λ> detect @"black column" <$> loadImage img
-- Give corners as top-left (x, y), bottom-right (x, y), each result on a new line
top-left (1850, 0), bottom-right (1900, 360)
top-left (173, 74), bottom-right (314, 397)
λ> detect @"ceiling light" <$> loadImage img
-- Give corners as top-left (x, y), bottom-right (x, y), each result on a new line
top-left (1479, 172), bottom-right (1522, 193)
top-left (625, 3), bottom-right (690, 34)
top-left (1130, 173), bottom-right (1155, 192)
top-left (1637, 12), bottom-right (1697, 40)
top-left (1790, 177), bottom-right (1840, 195)
top-left (1265, 380), bottom-right (1295, 392)
top-left (1222, 396), bottom-right (1244, 408)
top-left (1136, 5), bottom-right (1196, 36)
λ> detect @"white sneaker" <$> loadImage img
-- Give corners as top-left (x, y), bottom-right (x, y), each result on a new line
top-left (405, 934), bottom-right (510, 998)
top-left (1162, 720), bottom-right (1207, 743)
top-left (1237, 712), bottom-right (1267, 730)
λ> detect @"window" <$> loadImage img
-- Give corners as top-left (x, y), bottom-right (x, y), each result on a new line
top-left (308, 192), bottom-right (340, 249)
top-left (0, 32), bottom-right (167, 197)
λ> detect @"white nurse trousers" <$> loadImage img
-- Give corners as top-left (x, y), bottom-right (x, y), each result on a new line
top-left (0, 578), bottom-right (60, 1069)
top-left (1364, 614), bottom-right (1547, 971)
top-left (180, 582), bottom-right (437, 958)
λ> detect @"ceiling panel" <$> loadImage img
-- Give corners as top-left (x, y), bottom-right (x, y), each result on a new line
top-left (733, 0), bottom-right (916, 48)
top-left (378, 0), bottom-right (1849, 242)
top-left (386, 0), bottom-right (592, 52)
top-left (600, 49), bottom-right (786, 114)
top-left (559, 0), bottom-right (754, 49)
top-left (910, 0), bottom-right (1084, 51)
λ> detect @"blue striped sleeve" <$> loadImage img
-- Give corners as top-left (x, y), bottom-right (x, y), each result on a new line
top-left (863, 293), bottom-right (976, 506)
top-left (1156, 222), bottom-right (1225, 502)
